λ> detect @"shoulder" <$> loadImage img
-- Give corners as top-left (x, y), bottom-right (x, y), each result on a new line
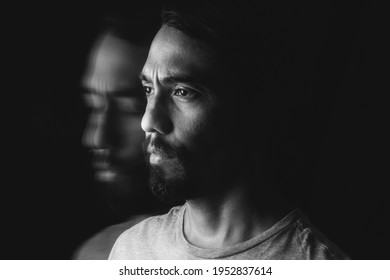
top-left (294, 213), bottom-right (350, 260)
top-left (73, 214), bottom-right (152, 260)
top-left (122, 205), bottom-right (182, 236)
top-left (109, 205), bottom-right (184, 259)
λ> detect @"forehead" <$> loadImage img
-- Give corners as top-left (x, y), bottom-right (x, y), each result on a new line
top-left (83, 33), bottom-right (148, 91)
top-left (142, 25), bottom-right (220, 83)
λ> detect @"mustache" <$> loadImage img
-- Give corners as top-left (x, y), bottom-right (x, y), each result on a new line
top-left (143, 135), bottom-right (192, 166)
top-left (143, 135), bottom-right (179, 159)
top-left (91, 150), bottom-right (113, 169)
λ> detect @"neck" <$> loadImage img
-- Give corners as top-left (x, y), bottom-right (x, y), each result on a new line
top-left (183, 180), bottom-right (292, 249)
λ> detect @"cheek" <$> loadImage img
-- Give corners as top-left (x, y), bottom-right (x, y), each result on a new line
top-left (175, 106), bottom-right (216, 151)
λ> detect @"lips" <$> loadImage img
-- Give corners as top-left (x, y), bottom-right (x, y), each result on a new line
top-left (91, 149), bottom-right (110, 168)
top-left (92, 157), bottom-right (125, 173)
top-left (91, 149), bottom-right (122, 170)
top-left (90, 150), bottom-right (118, 180)
top-left (147, 145), bottom-right (159, 155)
top-left (149, 152), bottom-right (164, 165)
top-left (144, 136), bottom-right (184, 167)
top-left (148, 148), bottom-right (164, 165)
top-left (147, 146), bottom-right (171, 165)
top-left (92, 159), bottom-right (110, 170)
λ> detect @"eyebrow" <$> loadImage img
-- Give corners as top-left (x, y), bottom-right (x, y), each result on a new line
top-left (139, 73), bottom-right (153, 83)
top-left (139, 73), bottom-right (210, 91)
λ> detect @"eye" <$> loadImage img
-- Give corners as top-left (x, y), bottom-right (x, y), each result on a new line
top-left (83, 94), bottom-right (105, 110)
top-left (174, 89), bottom-right (188, 97)
top-left (143, 86), bottom-right (152, 96)
top-left (173, 88), bottom-right (198, 100)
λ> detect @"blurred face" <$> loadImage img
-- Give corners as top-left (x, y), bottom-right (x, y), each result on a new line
top-left (141, 25), bottom-right (227, 202)
top-left (82, 32), bottom-right (149, 191)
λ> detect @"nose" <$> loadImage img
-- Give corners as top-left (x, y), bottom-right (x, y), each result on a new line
top-left (82, 108), bottom-right (112, 150)
top-left (141, 94), bottom-right (173, 135)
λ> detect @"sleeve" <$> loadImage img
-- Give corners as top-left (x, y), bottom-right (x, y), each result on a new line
top-left (299, 227), bottom-right (351, 260)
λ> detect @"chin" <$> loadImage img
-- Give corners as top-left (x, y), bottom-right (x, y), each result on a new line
top-left (95, 170), bottom-right (118, 183)
top-left (148, 164), bottom-right (201, 203)
top-left (148, 165), bottom-right (180, 202)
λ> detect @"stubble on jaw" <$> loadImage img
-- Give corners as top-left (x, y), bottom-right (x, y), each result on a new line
top-left (143, 135), bottom-right (191, 203)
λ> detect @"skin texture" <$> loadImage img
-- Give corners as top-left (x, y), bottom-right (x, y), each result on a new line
top-left (141, 25), bottom-right (290, 249)
top-left (82, 32), bottom-right (149, 195)
top-left (141, 25), bottom-right (224, 201)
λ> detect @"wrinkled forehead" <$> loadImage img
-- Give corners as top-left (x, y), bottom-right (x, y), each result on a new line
top-left (83, 33), bottom-right (149, 92)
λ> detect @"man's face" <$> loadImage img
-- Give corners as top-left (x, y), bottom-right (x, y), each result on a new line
top-left (141, 25), bottom-right (227, 202)
top-left (82, 32), bottom-right (149, 193)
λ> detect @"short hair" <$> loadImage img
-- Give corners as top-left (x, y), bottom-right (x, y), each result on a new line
top-left (161, 0), bottom-right (225, 47)
top-left (160, 0), bottom-right (319, 104)
top-left (160, 0), bottom-right (289, 104)
top-left (160, 0), bottom-right (284, 134)
top-left (161, 0), bottom-right (262, 63)
top-left (160, 0), bottom-right (326, 206)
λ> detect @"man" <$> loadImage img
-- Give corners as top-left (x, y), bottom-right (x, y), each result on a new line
top-left (73, 4), bottom-right (170, 260)
top-left (109, 0), bottom-right (349, 259)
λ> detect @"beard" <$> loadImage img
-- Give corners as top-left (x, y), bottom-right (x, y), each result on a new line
top-left (143, 135), bottom-right (198, 203)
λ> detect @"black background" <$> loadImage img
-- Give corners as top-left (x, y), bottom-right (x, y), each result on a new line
top-left (2, 1), bottom-right (388, 259)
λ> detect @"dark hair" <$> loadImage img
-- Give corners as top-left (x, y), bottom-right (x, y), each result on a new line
top-left (160, 0), bottom-right (328, 206)
top-left (160, 0), bottom-right (293, 105)
top-left (162, 0), bottom-right (226, 46)
top-left (161, 0), bottom-right (266, 64)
